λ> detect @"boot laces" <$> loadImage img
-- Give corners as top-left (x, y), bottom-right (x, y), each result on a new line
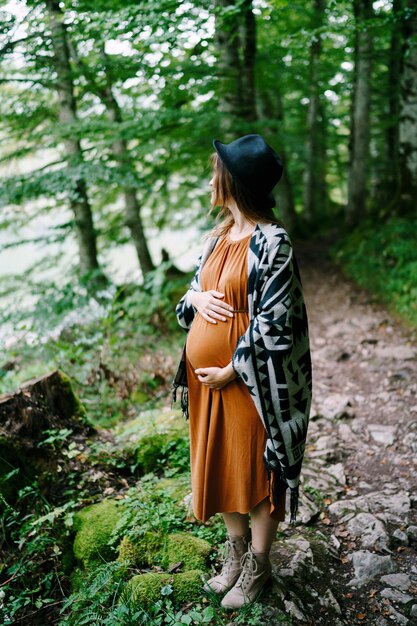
top-left (236, 550), bottom-right (258, 590)
top-left (219, 537), bottom-right (237, 575)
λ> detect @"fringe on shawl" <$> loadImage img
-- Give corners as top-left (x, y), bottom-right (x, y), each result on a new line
top-left (171, 383), bottom-right (189, 420)
top-left (264, 457), bottom-right (299, 525)
top-left (171, 340), bottom-right (189, 420)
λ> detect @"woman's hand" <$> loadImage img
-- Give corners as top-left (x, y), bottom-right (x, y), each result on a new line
top-left (195, 363), bottom-right (237, 390)
top-left (189, 290), bottom-right (234, 324)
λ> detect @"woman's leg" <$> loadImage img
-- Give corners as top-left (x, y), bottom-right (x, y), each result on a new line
top-left (221, 511), bottom-right (250, 536)
top-left (250, 497), bottom-right (279, 553)
top-left (203, 512), bottom-right (250, 594)
top-left (220, 499), bottom-right (277, 609)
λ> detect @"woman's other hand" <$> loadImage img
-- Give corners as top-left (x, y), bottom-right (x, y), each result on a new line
top-left (195, 363), bottom-right (237, 389)
top-left (189, 290), bottom-right (234, 324)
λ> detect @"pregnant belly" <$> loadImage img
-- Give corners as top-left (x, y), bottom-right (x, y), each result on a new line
top-left (186, 312), bottom-right (249, 370)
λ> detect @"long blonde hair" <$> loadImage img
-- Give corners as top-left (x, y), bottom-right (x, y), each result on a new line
top-left (207, 152), bottom-right (283, 238)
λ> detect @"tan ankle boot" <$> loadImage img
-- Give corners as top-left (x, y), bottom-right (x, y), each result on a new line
top-left (202, 533), bottom-right (250, 595)
top-left (220, 541), bottom-right (272, 609)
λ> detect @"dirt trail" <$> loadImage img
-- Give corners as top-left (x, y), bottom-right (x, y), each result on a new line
top-left (262, 239), bottom-right (417, 626)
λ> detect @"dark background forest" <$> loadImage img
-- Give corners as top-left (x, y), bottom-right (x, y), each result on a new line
top-left (0, 0), bottom-right (416, 624)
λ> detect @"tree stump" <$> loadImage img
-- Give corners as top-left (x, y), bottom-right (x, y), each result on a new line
top-left (0, 370), bottom-right (94, 502)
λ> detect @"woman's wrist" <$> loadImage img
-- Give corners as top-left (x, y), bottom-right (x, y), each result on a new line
top-left (222, 362), bottom-right (238, 383)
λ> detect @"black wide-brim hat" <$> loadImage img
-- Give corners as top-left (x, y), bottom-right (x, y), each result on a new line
top-left (213, 134), bottom-right (283, 209)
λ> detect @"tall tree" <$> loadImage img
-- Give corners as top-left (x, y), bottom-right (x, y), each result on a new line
top-left (258, 89), bottom-right (297, 232)
top-left (240, 0), bottom-right (257, 122)
top-left (68, 41), bottom-right (155, 275)
top-left (214, 0), bottom-right (257, 135)
top-left (397, 1), bottom-right (417, 213)
top-left (346, 0), bottom-right (373, 226)
top-left (44, 0), bottom-right (102, 277)
top-left (303, 0), bottom-right (326, 224)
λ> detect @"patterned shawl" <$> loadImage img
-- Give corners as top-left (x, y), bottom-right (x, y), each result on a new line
top-left (175, 222), bottom-right (312, 524)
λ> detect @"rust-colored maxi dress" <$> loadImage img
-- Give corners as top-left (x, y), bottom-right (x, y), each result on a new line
top-left (185, 231), bottom-right (287, 522)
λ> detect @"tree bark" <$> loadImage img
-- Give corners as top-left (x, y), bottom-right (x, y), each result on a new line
top-left (240, 0), bottom-right (257, 122)
top-left (346, 0), bottom-right (373, 227)
top-left (303, 0), bottom-right (325, 223)
top-left (214, 0), bottom-right (258, 133)
top-left (214, 0), bottom-right (244, 135)
top-left (372, 0), bottom-right (403, 209)
top-left (45, 0), bottom-right (101, 276)
top-left (100, 49), bottom-right (155, 276)
top-left (397, 1), bottom-right (417, 213)
top-left (258, 89), bottom-right (298, 232)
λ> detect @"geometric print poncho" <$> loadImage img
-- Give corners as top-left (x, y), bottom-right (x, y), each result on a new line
top-left (175, 222), bottom-right (313, 524)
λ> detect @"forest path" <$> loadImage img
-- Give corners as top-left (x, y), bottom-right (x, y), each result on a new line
top-left (263, 239), bottom-right (417, 626)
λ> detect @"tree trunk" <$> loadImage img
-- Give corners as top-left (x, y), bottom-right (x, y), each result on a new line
top-left (240, 0), bottom-right (257, 122)
top-left (372, 0), bottom-right (403, 210)
top-left (303, 0), bottom-right (325, 224)
top-left (100, 50), bottom-right (155, 276)
top-left (258, 89), bottom-right (298, 232)
top-left (386, 0), bottom-right (403, 194)
top-left (397, 1), bottom-right (417, 213)
top-left (316, 98), bottom-right (329, 217)
top-left (346, 0), bottom-right (373, 227)
top-left (214, 0), bottom-right (243, 135)
top-left (45, 0), bottom-right (101, 276)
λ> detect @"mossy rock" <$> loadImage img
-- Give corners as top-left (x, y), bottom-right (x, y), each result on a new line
top-left (161, 533), bottom-right (211, 571)
top-left (122, 570), bottom-right (204, 609)
top-left (117, 531), bottom-right (211, 571)
top-left (117, 531), bottom-right (163, 567)
top-left (73, 499), bottom-right (122, 568)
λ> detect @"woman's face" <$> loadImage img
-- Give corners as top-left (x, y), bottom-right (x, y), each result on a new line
top-left (209, 172), bottom-right (218, 206)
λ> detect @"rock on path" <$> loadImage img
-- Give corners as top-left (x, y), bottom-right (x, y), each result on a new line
top-left (262, 241), bottom-right (417, 626)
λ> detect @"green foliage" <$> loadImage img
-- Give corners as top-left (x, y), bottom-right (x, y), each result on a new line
top-left (109, 474), bottom-right (189, 546)
top-left (0, 480), bottom-right (78, 625)
top-left (332, 216), bottom-right (417, 327)
top-left (134, 432), bottom-right (190, 475)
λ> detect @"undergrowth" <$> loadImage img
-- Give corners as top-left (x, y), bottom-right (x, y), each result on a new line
top-left (331, 215), bottom-right (417, 328)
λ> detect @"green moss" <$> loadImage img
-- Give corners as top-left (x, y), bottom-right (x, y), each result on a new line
top-left (122, 570), bottom-right (204, 609)
top-left (117, 532), bottom-right (163, 567)
top-left (73, 499), bottom-right (121, 568)
top-left (57, 369), bottom-right (88, 423)
top-left (172, 570), bottom-right (205, 604)
top-left (117, 531), bottom-right (211, 572)
top-left (162, 533), bottom-right (211, 571)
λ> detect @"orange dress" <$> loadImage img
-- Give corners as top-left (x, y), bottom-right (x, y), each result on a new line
top-left (185, 232), bottom-right (287, 522)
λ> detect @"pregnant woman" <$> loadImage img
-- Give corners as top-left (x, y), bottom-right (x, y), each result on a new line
top-left (174, 134), bottom-right (312, 610)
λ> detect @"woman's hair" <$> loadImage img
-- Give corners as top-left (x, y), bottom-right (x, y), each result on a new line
top-left (208, 152), bottom-right (283, 237)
